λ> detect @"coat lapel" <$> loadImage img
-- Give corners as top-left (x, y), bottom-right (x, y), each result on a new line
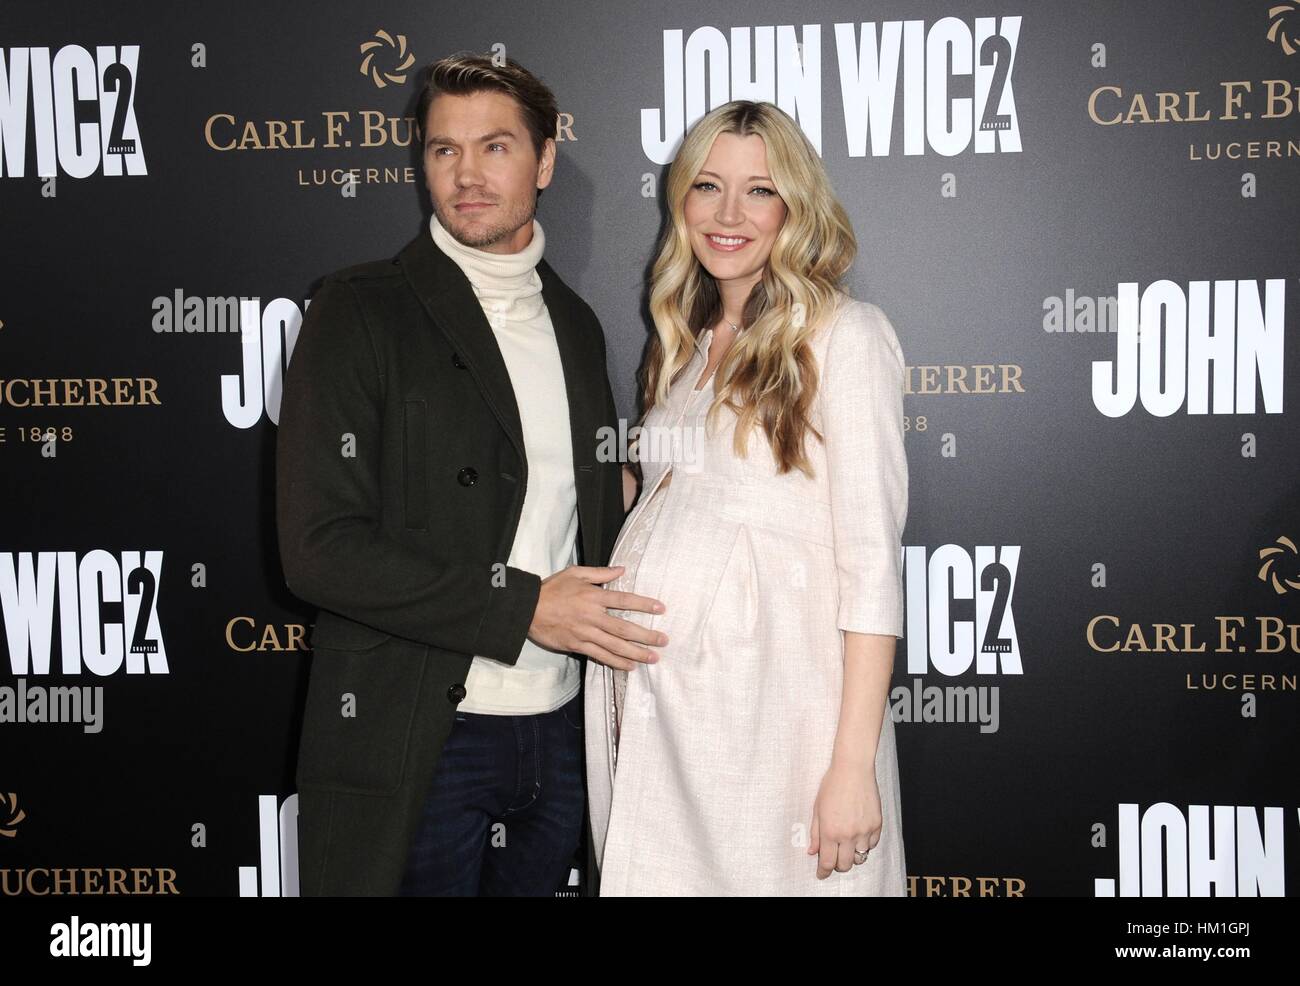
top-left (398, 230), bottom-right (526, 454)
top-left (537, 257), bottom-right (603, 566)
top-left (396, 228), bottom-right (603, 565)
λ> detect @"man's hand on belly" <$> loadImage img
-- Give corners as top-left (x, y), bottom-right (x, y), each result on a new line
top-left (529, 566), bottom-right (668, 671)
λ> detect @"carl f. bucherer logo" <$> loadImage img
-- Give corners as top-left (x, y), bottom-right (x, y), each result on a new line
top-left (359, 30), bottom-right (414, 87)
top-left (1268, 2), bottom-right (1300, 54)
top-left (0, 791), bottom-right (27, 837)
top-left (1258, 535), bottom-right (1300, 594)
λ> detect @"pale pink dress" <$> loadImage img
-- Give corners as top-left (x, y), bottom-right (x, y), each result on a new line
top-left (585, 295), bottom-right (909, 896)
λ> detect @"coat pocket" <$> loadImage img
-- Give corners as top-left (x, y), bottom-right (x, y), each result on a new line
top-left (297, 620), bottom-right (427, 797)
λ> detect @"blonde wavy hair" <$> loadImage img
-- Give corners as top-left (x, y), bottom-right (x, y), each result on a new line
top-left (640, 99), bottom-right (857, 477)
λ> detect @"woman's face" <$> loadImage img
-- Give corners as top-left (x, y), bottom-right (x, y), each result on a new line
top-left (683, 132), bottom-right (788, 301)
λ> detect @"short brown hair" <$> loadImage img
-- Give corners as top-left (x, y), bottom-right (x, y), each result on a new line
top-left (414, 52), bottom-right (557, 162)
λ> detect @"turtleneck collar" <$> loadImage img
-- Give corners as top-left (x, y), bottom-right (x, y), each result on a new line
top-left (429, 210), bottom-right (547, 323)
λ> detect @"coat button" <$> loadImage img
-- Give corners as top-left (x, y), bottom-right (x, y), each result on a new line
top-left (451, 352), bottom-right (467, 369)
top-left (457, 466), bottom-right (478, 486)
top-left (446, 683), bottom-right (466, 705)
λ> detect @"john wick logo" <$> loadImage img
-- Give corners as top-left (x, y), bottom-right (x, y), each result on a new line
top-left (0, 45), bottom-right (146, 178)
top-left (1094, 803), bottom-right (1291, 896)
top-left (1092, 279), bottom-right (1285, 417)
top-left (1268, 2), bottom-right (1300, 54)
top-left (219, 295), bottom-right (306, 428)
top-left (238, 794), bottom-right (299, 897)
top-left (891, 545), bottom-right (1019, 734)
top-left (0, 551), bottom-right (168, 675)
top-left (904, 545), bottom-right (1021, 678)
top-left (359, 30), bottom-right (415, 88)
top-left (0, 792), bottom-right (26, 837)
top-left (642, 16), bottom-right (1021, 164)
top-left (1258, 535), bottom-right (1300, 594)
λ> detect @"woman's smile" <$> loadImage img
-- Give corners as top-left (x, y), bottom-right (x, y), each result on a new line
top-left (704, 233), bottom-right (752, 251)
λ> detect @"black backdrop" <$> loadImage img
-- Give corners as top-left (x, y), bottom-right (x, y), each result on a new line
top-left (2, 0), bottom-right (1297, 897)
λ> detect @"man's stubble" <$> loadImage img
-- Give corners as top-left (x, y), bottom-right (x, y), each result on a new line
top-left (431, 194), bottom-right (537, 251)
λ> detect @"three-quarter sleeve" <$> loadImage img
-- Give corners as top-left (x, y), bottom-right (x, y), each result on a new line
top-left (819, 300), bottom-right (909, 638)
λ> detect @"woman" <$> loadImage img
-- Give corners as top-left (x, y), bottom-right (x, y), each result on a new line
top-left (584, 100), bottom-right (909, 895)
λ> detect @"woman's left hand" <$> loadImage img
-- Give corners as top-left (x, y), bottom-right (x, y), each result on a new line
top-left (807, 758), bottom-right (882, 879)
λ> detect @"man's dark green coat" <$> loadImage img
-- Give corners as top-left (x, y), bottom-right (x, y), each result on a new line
top-left (276, 226), bottom-right (624, 896)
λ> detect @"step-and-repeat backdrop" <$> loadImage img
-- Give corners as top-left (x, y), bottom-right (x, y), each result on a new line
top-left (2, 1), bottom-right (1297, 896)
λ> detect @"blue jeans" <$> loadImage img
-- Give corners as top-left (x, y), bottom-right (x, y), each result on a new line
top-left (397, 691), bottom-right (586, 896)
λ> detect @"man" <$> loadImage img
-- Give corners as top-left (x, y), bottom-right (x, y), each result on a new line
top-left (276, 53), bottom-right (664, 896)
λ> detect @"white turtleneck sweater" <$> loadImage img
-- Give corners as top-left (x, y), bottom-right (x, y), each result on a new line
top-left (428, 211), bottom-right (581, 715)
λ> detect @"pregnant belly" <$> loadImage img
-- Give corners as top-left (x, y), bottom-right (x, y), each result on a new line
top-left (606, 477), bottom-right (673, 599)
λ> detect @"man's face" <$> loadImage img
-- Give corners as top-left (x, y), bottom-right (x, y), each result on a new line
top-left (422, 90), bottom-right (555, 255)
